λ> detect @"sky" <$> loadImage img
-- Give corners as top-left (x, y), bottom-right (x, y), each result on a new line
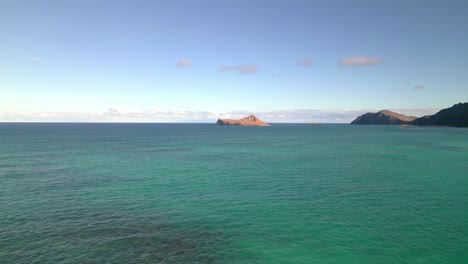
top-left (1, 0), bottom-right (467, 122)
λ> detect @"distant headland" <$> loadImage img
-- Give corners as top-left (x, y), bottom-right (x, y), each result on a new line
top-left (351, 110), bottom-right (417, 125)
top-left (351, 103), bottom-right (468, 127)
top-left (216, 115), bottom-right (270, 126)
top-left (213, 103), bottom-right (467, 127)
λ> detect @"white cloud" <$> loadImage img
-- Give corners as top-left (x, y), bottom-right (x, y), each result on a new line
top-left (412, 85), bottom-right (425, 90)
top-left (340, 56), bottom-right (381, 66)
top-left (176, 59), bottom-right (192, 68)
top-left (31, 56), bottom-right (41, 62)
top-left (297, 59), bottom-right (313, 67)
top-left (0, 107), bottom-right (441, 123)
top-left (220, 64), bottom-right (258, 74)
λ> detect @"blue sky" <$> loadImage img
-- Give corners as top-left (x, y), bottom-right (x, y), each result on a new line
top-left (1, 0), bottom-right (467, 122)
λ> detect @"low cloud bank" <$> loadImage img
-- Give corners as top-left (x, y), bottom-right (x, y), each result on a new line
top-left (0, 108), bottom-right (440, 123)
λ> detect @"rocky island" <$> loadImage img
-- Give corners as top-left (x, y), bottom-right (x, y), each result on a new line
top-left (350, 103), bottom-right (468, 127)
top-left (350, 110), bottom-right (417, 125)
top-left (216, 115), bottom-right (270, 126)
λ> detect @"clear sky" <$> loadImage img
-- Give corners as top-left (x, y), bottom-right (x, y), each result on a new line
top-left (1, 0), bottom-right (467, 122)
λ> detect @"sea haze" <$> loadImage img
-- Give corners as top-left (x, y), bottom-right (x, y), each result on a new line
top-left (0, 123), bottom-right (467, 263)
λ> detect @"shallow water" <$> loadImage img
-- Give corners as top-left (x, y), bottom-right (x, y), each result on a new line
top-left (0, 123), bottom-right (467, 263)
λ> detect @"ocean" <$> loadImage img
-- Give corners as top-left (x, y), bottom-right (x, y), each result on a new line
top-left (0, 123), bottom-right (467, 263)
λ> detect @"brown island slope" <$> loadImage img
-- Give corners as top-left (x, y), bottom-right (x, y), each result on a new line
top-left (216, 115), bottom-right (270, 126)
top-left (351, 110), bottom-right (417, 125)
top-left (351, 103), bottom-right (468, 127)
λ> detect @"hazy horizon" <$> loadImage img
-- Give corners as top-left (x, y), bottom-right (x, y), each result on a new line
top-left (0, 107), bottom-right (444, 123)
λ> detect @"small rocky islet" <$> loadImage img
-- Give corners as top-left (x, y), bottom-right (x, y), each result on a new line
top-left (216, 115), bottom-right (270, 126)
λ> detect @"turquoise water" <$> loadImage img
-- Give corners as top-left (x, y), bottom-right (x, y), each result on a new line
top-left (0, 123), bottom-right (467, 263)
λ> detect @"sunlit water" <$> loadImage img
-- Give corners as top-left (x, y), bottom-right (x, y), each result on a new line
top-left (0, 123), bottom-right (467, 263)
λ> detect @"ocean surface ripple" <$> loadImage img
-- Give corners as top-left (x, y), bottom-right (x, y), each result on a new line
top-left (0, 123), bottom-right (467, 263)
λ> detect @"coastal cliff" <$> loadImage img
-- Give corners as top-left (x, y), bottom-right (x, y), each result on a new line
top-left (350, 103), bottom-right (468, 127)
top-left (411, 103), bottom-right (468, 127)
top-left (216, 115), bottom-right (270, 126)
top-left (351, 110), bottom-right (417, 125)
